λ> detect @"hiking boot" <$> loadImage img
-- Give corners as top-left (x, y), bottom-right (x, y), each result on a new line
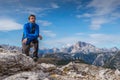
top-left (33, 57), bottom-right (38, 62)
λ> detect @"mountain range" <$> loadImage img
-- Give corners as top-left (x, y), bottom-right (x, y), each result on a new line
top-left (0, 41), bottom-right (119, 69)
top-left (39, 41), bottom-right (118, 54)
top-left (39, 41), bottom-right (119, 67)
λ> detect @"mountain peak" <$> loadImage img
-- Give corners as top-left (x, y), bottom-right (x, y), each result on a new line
top-left (39, 41), bottom-right (119, 54)
top-left (110, 47), bottom-right (119, 52)
top-left (70, 41), bottom-right (96, 53)
top-left (74, 41), bottom-right (95, 48)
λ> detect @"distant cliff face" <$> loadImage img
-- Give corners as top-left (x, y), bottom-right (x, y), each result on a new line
top-left (104, 51), bottom-right (120, 70)
top-left (0, 48), bottom-right (120, 80)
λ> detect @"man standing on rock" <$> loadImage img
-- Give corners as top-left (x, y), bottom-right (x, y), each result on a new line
top-left (22, 14), bottom-right (42, 61)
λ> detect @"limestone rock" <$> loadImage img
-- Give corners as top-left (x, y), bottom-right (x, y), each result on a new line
top-left (0, 49), bottom-right (35, 78)
top-left (3, 71), bottom-right (49, 80)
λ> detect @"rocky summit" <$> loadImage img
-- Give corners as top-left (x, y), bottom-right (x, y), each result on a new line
top-left (0, 47), bottom-right (120, 80)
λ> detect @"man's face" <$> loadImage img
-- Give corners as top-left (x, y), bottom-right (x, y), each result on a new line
top-left (29, 16), bottom-right (36, 23)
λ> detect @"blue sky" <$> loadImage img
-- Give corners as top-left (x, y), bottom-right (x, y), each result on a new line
top-left (0, 0), bottom-right (120, 49)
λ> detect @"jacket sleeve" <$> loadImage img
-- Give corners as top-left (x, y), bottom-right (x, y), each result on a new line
top-left (23, 24), bottom-right (39, 40)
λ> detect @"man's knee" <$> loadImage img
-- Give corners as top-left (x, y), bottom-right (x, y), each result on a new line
top-left (22, 43), bottom-right (30, 55)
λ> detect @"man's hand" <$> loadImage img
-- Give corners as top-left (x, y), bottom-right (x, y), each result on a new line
top-left (22, 38), bottom-right (27, 44)
top-left (39, 35), bottom-right (42, 40)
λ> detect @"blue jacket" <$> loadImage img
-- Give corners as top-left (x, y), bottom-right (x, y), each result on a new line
top-left (22, 22), bottom-right (39, 45)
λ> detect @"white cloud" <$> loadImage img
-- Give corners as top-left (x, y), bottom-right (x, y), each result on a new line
top-left (76, 13), bottom-right (93, 18)
top-left (38, 20), bottom-right (52, 26)
top-left (88, 33), bottom-right (120, 47)
top-left (76, 0), bottom-right (120, 30)
top-left (22, 7), bottom-right (45, 14)
top-left (22, 4), bottom-right (59, 14)
top-left (87, 0), bottom-right (120, 16)
top-left (20, 4), bottom-right (59, 16)
top-left (42, 30), bottom-right (56, 38)
top-left (0, 0), bottom-right (60, 16)
top-left (90, 18), bottom-right (107, 30)
top-left (89, 0), bottom-right (120, 30)
top-left (0, 19), bottom-right (22, 31)
top-left (75, 32), bottom-right (84, 35)
top-left (51, 3), bottom-right (60, 8)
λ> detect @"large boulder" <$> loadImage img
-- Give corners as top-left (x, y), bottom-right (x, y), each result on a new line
top-left (0, 48), bottom-right (36, 79)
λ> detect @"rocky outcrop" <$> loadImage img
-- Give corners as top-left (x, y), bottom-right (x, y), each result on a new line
top-left (0, 47), bottom-right (120, 80)
top-left (0, 48), bottom-right (36, 79)
top-left (50, 62), bottom-right (120, 80)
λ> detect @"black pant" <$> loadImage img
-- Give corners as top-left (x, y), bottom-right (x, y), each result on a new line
top-left (22, 40), bottom-right (39, 58)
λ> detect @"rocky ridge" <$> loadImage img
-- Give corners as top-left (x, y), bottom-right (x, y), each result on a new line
top-left (0, 48), bottom-right (120, 80)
